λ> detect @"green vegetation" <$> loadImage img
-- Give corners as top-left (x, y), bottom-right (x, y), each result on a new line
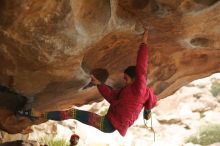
top-left (39, 135), bottom-right (69, 146)
top-left (210, 81), bottom-right (220, 97)
top-left (185, 124), bottom-right (220, 146)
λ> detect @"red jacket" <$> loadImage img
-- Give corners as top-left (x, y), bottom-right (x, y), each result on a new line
top-left (97, 43), bottom-right (157, 136)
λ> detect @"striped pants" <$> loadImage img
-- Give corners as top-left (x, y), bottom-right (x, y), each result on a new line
top-left (44, 109), bottom-right (115, 133)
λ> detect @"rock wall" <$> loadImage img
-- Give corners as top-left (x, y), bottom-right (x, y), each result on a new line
top-left (0, 0), bottom-right (220, 133)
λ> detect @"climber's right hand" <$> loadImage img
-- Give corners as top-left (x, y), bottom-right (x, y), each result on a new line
top-left (91, 75), bottom-right (101, 85)
top-left (143, 29), bottom-right (148, 44)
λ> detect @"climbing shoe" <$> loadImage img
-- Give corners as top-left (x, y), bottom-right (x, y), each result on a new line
top-left (16, 109), bottom-right (38, 122)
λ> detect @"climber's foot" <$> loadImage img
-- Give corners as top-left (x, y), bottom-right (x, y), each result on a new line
top-left (16, 109), bottom-right (38, 122)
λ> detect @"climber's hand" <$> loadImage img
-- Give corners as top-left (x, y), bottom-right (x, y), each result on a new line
top-left (91, 75), bottom-right (101, 85)
top-left (143, 30), bottom-right (148, 44)
top-left (143, 109), bottom-right (151, 120)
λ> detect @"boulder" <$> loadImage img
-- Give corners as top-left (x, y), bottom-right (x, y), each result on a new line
top-left (0, 0), bottom-right (220, 133)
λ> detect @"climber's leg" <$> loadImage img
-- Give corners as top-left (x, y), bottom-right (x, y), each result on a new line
top-left (44, 109), bottom-right (115, 133)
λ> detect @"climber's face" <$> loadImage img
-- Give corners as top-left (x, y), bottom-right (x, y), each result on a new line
top-left (124, 73), bottom-right (134, 86)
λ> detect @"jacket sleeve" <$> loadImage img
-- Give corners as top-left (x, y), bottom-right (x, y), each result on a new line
top-left (144, 88), bottom-right (158, 110)
top-left (133, 43), bottom-right (148, 95)
top-left (97, 84), bottom-right (118, 104)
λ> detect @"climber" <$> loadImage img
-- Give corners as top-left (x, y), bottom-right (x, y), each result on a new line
top-left (32, 30), bottom-right (157, 136)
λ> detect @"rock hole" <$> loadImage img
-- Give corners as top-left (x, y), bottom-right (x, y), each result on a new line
top-left (193, 0), bottom-right (219, 6)
top-left (190, 37), bottom-right (210, 47)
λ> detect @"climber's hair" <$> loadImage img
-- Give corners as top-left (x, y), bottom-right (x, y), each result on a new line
top-left (124, 66), bottom-right (136, 79)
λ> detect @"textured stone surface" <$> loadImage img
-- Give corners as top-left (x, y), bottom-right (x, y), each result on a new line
top-left (0, 0), bottom-right (220, 133)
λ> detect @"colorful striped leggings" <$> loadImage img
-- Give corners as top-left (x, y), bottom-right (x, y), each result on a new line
top-left (44, 109), bottom-right (115, 133)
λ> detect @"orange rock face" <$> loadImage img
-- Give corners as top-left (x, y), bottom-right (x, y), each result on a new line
top-left (0, 0), bottom-right (220, 133)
